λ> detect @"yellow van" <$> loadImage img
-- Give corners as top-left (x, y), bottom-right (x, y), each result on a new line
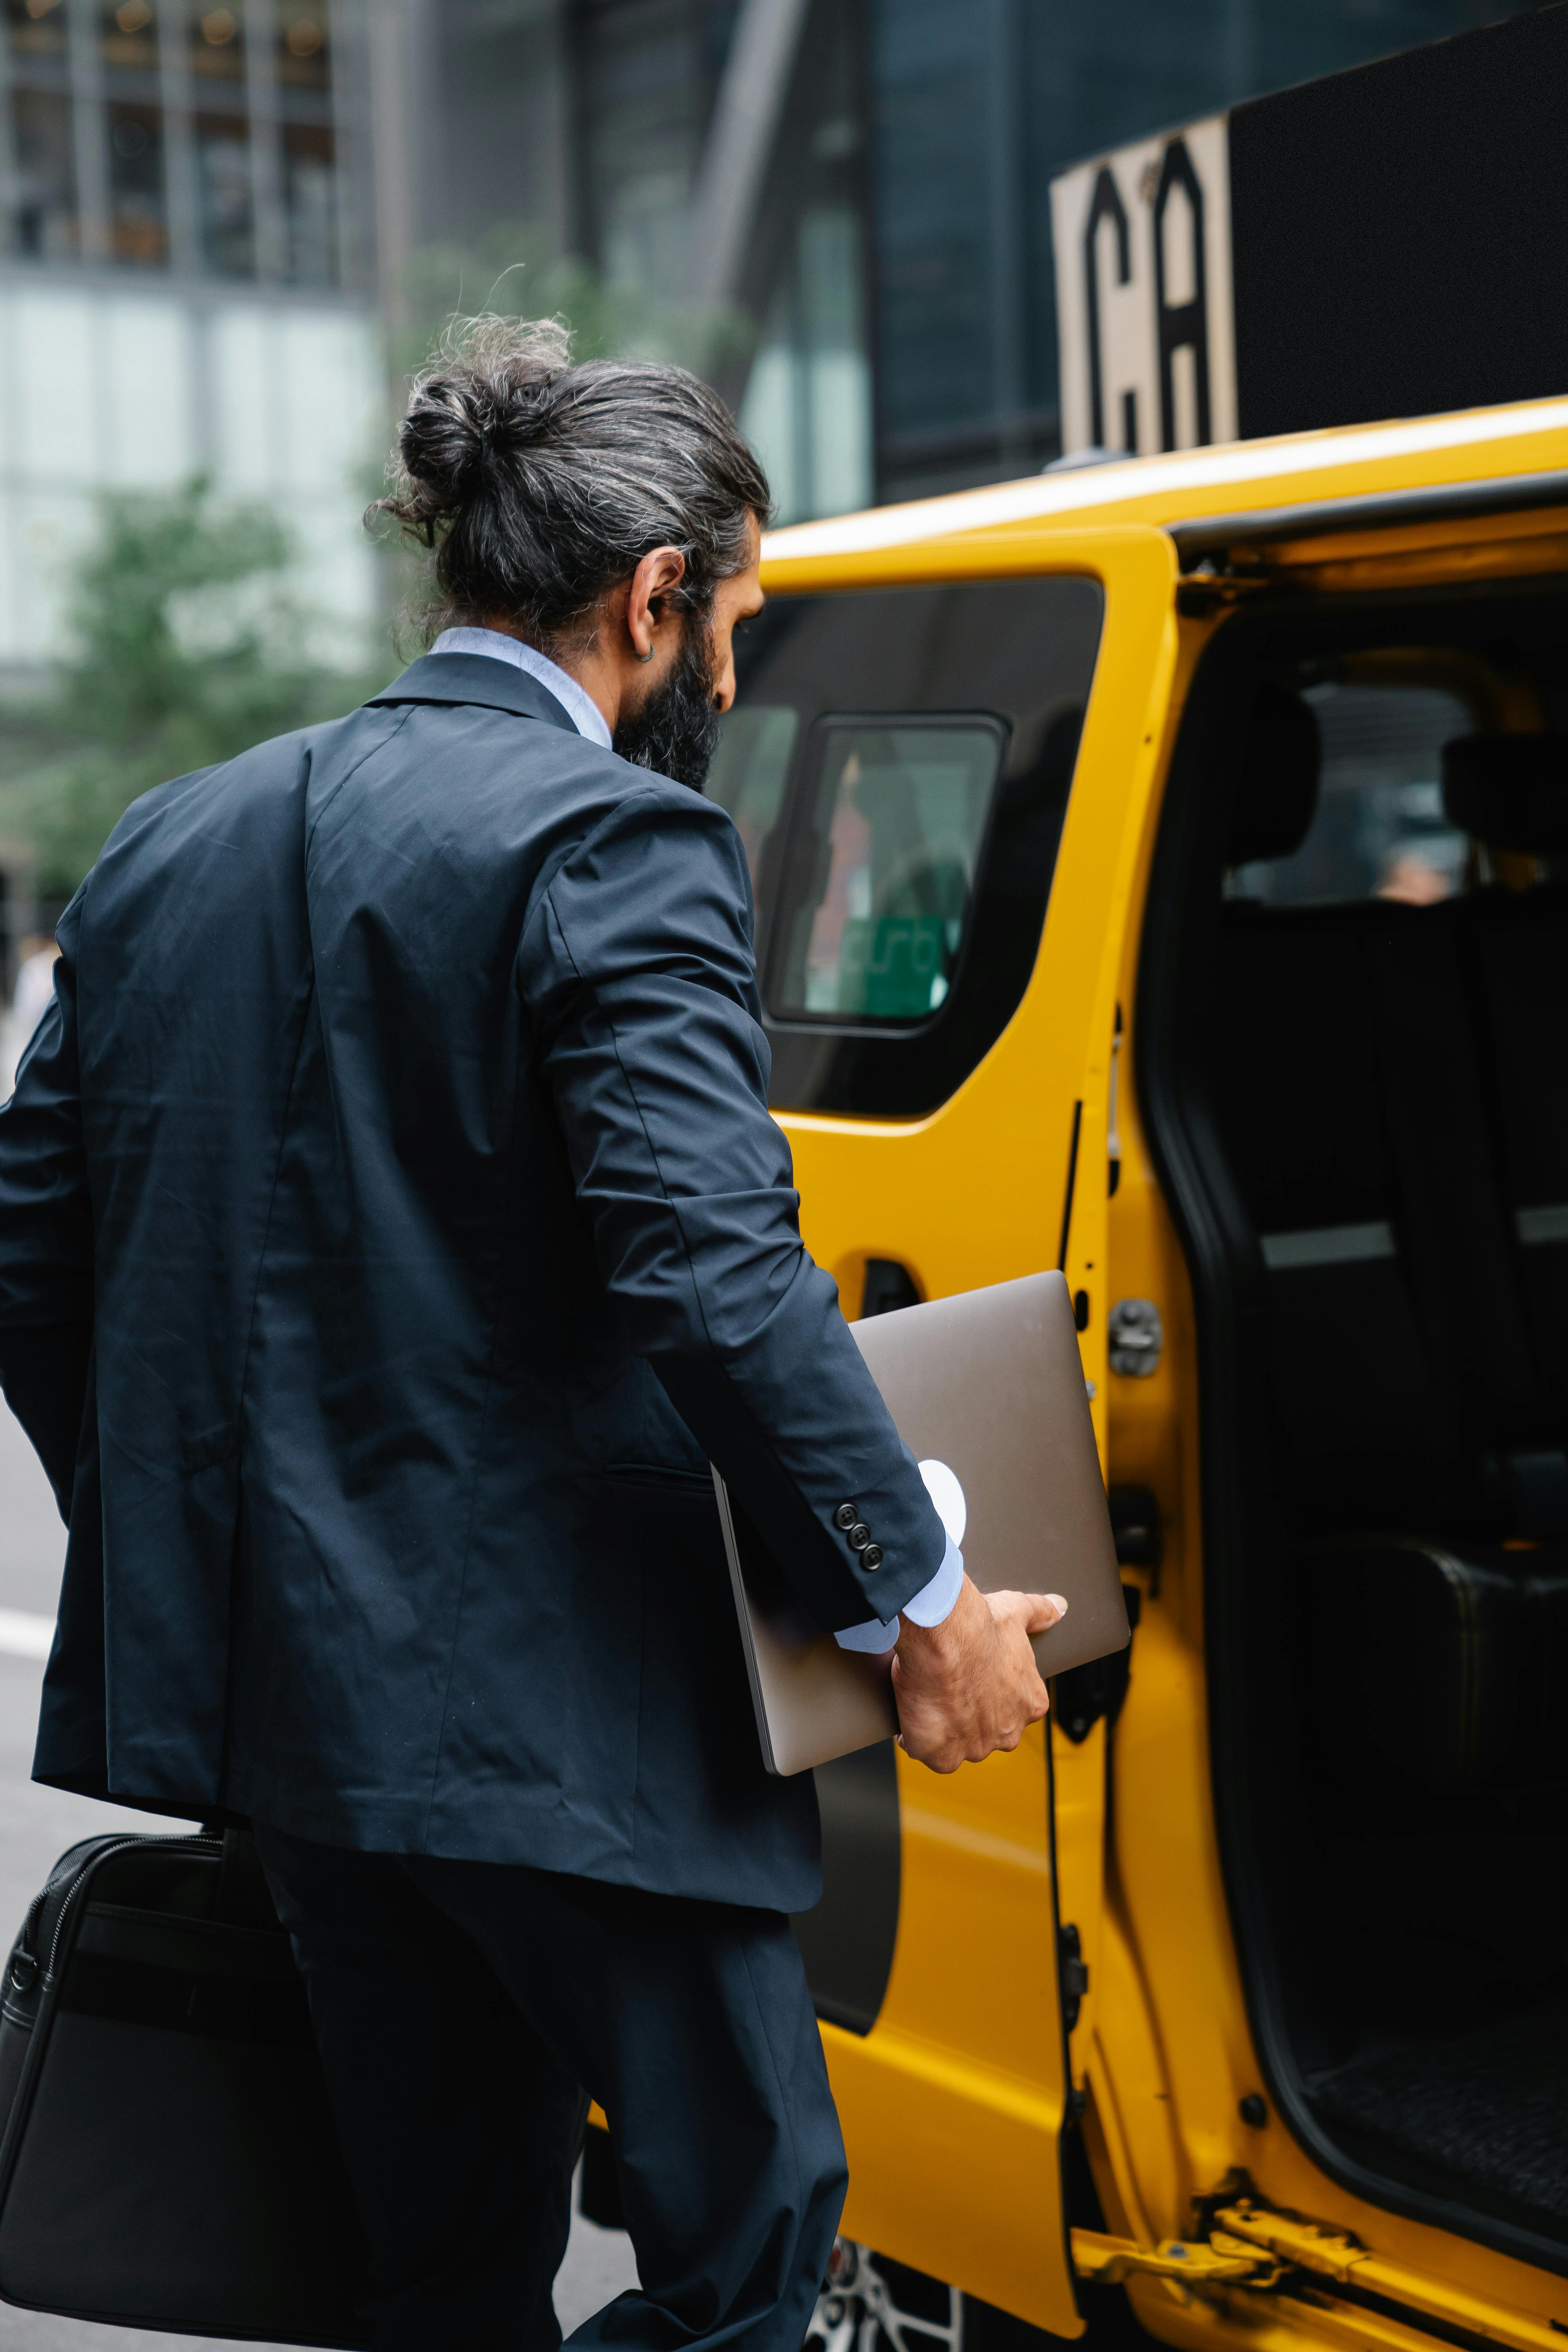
top-left (583, 392), bottom-right (1568, 2352)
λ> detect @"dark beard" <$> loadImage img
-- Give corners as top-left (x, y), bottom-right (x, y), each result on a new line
top-left (612, 615), bottom-right (722, 793)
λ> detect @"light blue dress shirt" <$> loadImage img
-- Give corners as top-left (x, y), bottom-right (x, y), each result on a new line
top-left (432, 627), bottom-right (613, 750)
top-left (431, 624), bottom-right (963, 1648)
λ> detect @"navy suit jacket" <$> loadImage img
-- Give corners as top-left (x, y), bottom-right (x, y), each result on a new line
top-left (0, 654), bottom-right (946, 1909)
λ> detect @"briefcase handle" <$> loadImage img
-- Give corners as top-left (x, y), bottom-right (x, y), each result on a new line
top-left (212, 1828), bottom-right (281, 1931)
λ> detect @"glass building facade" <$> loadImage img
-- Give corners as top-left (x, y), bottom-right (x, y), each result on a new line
top-left (871, 0), bottom-right (1555, 500)
top-left (0, 0), bottom-right (379, 670)
top-left (0, 0), bottom-right (1556, 669)
top-left (0, 0), bottom-right (370, 288)
top-left (543, 0), bottom-right (1554, 518)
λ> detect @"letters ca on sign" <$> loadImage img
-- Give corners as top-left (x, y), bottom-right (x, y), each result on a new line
top-left (1049, 114), bottom-right (1238, 460)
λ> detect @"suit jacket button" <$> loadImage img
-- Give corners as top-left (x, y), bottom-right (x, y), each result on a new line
top-left (862, 1544), bottom-right (883, 1570)
top-left (848, 1523), bottom-right (871, 1551)
top-left (834, 1503), bottom-right (859, 1531)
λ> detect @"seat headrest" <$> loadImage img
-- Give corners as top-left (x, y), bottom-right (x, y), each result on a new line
top-left (1442, 736), bottom-right (1568, 853)
top-left (1227, 684), bottom-right (1321, 867)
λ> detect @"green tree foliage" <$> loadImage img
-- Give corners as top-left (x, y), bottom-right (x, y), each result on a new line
top-left (2, 476), bottom-right (373, 898)
top-left (3, 235), bottom-right (753, 901)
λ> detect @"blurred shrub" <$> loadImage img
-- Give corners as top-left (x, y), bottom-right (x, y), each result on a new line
top-left (1, 476), bottom-right (374, 898)
top-left (2, 237), bottom-right (753, 900)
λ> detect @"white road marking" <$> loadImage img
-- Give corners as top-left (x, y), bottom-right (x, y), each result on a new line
top-left (0, 1609), bottom-right (53, 1661)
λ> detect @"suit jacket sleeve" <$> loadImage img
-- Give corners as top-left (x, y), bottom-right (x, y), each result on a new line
top-left (517, 777), bottom-right (947, 1633)
top-left (0, 891), bottom-right (94, 1522)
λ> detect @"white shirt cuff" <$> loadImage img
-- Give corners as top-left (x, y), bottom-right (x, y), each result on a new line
top-left (833, 1533), bottom-right (964, 1653)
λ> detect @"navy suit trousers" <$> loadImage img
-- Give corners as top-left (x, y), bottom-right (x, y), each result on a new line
top-left (254, 1825), bottom-right (847, 2352)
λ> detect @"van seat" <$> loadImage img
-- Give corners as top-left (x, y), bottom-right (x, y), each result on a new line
top-left (1209, 702), bottom-right (1568, 2242)
top-left (1216, 700), bottom-right (1565, 1535)
top-left (1311, 1536), bottom-right (1568, 1792)
top-left (1445, 734), bottom-right (1568, 1436)
top-left (1214, 902), bottom-right (1458, 1526)
top-left (1212, 693), bottom-right (1568, 1815)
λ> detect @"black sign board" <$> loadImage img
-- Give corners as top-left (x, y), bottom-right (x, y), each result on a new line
top-left (1052, 4), bottom-right (1568, 457)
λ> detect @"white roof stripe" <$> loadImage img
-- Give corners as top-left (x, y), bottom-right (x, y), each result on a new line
top-left (762, 399), bottom-right (1568, 566)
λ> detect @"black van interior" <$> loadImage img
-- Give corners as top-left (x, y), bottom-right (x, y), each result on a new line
top-left (1140, 582), bottom-right (1568, 2272)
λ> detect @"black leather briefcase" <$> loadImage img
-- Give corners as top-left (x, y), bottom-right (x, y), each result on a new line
top-left (0, 1826), bottom-right (370, 2346)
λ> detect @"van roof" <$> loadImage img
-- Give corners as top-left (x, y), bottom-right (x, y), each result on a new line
top-left (760, 393), bottom-right (1568, 582)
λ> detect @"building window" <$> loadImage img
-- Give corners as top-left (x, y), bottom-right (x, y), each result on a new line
top-left (277, 0), bottom-right (329, 93)
top-left (11, 87), bottom-right (76, 255)
top-left (5, 0), bottom-right (67, 67)
top-left (197, 114), bottom-right (253, 271)
top-left (728, 0), bottom-right (874, 524)
top-left (109, 102), bottom-right (166, 263)
top-left (192, 2), bottom-right (244, 83)
top-left (577, 0), bottom-right (715, 303)
top-left (102, 0), bottom-right (156, 73)
top-left (740, 205), bottom-right (873, 525)
top-left (283, 121), bottom-right (334, 281)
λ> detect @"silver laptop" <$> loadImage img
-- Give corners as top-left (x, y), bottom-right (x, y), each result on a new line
top-left (713, 1270), bottom-right (1129, 1777)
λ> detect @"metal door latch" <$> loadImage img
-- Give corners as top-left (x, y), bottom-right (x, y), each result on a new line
top-left (1108, 1298), bottom-right (1163, 1377)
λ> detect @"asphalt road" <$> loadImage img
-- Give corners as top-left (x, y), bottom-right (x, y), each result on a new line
top-left (0, 1400), bottom-right (641, 2350)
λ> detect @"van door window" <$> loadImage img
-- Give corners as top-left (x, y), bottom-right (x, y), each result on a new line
top-left (724, 576), bottom-right (1104, 1116)
top-left (769, 718), bottom-right (1007, 1022)
top-left (704, 706), bottom-right (799, 898)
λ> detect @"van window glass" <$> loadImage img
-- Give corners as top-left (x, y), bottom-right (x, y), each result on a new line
top-left (770, 720), bottom-right (1005, 1022)
top-left (704, 706), bottom-right (799, 896)
top-left (724, 576), bottom-right (1103, 1117)
top-left (1228, 681), bottom-right (1472, 907)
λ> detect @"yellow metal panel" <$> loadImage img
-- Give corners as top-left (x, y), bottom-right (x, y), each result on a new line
top-left (1214, 2206), bottom-right (1568, 2352)
top-left (831, 1724), bottom-right (1071, 2331)
top-left (756, 424), bottom-right (1568, 2347)
top-left (762, 397), bottom-right (1568, 584)
top-left (1089, 573), bottom-right (1568, 2334)
top-left (766, 523), bottom-right (1179, 2338)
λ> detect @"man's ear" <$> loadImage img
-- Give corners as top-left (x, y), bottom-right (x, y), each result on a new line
top-left (626, 546), bottom-right (688, 662)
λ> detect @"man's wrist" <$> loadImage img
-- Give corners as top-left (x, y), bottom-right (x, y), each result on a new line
top-left (898, 1569), bottom-right (979, 1650)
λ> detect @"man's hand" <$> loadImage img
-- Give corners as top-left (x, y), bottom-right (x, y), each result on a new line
top-left (890, 1576), bottom-right (1067, 1773)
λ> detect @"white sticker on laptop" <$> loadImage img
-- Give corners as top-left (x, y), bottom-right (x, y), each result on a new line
top-left (918, 1458), bottom-right (967, 1546)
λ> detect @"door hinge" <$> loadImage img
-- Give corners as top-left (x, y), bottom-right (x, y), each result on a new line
top-left (1079, 2183), bottom-right (1568, 2352)
top-left (1208, 2198), bottom-right (1568, 2352)
top-left (1071, 2229), bottom-right (1279, 2288)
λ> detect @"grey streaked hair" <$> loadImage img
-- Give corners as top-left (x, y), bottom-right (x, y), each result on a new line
top-left (371, 314), bottom-right (771, 649)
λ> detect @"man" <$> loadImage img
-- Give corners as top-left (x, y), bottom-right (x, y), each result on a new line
top-left (0, 318), bottom-right (1065, 2351)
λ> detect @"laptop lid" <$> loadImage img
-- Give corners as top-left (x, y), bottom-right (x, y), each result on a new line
top-left (713, 1270), bottom-right (1128, 1777)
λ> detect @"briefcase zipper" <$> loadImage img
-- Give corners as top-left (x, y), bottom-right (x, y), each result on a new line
top-left (22, 1833), bottom-right (222, 1991)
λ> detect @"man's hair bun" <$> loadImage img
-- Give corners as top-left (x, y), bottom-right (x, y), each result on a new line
top-left (370, 310), bottom-right (769, 646)
top-left (393, 318), bottom-right (571, 523)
